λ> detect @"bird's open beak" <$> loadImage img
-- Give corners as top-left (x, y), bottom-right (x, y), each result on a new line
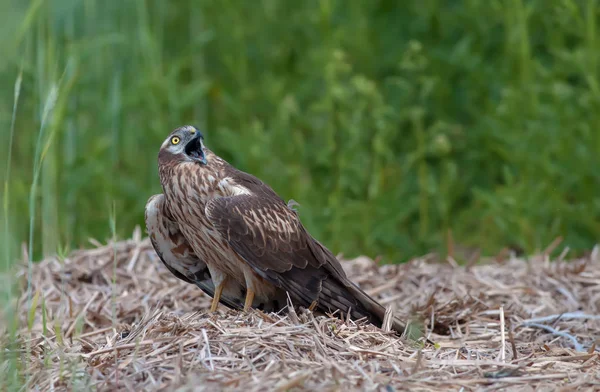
top-left (184, 133), bottom-right (207, 165)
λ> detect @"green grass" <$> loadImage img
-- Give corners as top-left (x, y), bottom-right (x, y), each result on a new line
top-left (1, 0), bottom-right (600, 269)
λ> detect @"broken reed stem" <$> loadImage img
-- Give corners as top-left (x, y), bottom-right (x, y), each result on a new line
top-left (500, 305), bottom-right (506, 363)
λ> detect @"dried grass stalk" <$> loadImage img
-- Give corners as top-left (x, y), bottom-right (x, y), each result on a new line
top-left (3, 232), bottom-right (600, 391)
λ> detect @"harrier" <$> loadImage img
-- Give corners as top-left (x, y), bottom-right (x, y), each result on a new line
top-left (145, 125), bottom-right (404, 333)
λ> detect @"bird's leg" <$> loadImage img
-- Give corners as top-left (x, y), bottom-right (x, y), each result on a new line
top-left (210, 283), bottom-right (224, 313)
top-left (242, 265), bottom-right (258, 312)
top-left (206, 267), bottom-right (227, 313)
top-left (244, 289), bottom-right (255, 312)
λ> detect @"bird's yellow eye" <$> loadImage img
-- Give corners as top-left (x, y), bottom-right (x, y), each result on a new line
top-left (171, 136), bottom-right (181, 145)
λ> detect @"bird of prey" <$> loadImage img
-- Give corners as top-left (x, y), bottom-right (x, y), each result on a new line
top-left (145, 125), bottom-right (404, 333)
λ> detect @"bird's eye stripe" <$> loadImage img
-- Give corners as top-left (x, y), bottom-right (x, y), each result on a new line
top-left (171, 136), bottom-right (180, 145)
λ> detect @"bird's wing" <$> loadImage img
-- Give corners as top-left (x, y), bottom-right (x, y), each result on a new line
top-left (205, 192), bottom-right (396, 327)
top-left (145, 194), bottom-right (243, 310)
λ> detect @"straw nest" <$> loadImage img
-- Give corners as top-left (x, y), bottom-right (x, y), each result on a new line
top-left (3, 228), bottom-right (600, 391)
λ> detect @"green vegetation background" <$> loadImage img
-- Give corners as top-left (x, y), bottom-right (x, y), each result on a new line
top-left (1, 0), bottom-right (599, 264)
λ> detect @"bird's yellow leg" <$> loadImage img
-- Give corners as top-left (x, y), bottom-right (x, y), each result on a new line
top-left (210, 283), bottom-right (224, 313)
top-left (244, 289), bottom-right (255, 312)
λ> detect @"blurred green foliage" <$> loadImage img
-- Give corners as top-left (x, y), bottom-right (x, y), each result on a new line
top-left (1, 0), bottom-right (599, 264)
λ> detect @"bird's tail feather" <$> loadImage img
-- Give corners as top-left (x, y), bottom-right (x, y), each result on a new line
top-left (317, 278), bottom-right (405, 335)
top-left (344, 280), bottom-right (405, 334)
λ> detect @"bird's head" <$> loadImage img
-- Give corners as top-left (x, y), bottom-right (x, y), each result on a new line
top-left (158, 125), bottom-right (207, 166)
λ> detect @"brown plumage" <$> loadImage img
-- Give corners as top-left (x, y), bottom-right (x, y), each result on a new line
top-left (145, 125), bottom-right (405, 334)
top-left (145, 194), bottom-right (246, 310)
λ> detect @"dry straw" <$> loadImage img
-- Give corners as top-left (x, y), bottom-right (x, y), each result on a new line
top-left (3, 228), bottom-right (600, 391)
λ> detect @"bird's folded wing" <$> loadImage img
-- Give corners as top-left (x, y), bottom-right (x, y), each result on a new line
top-left (204, 194), bottom-right (355, 307)
top-left (204, 192), bottom-right (404, 333)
